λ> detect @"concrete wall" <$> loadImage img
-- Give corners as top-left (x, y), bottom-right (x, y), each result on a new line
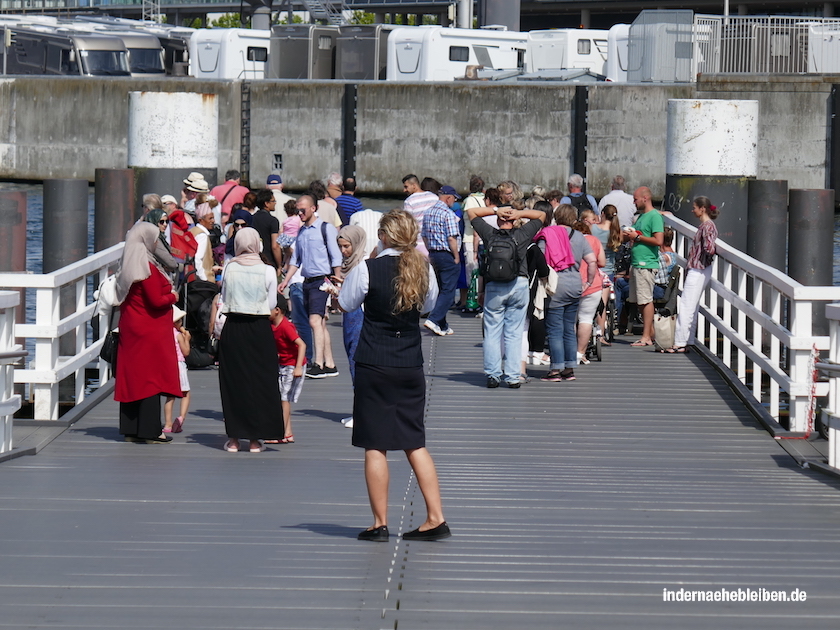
top-left (356, 82), bottom-right (574, 194)
top-left (587, 84), bottom-right (695, 201)
top-left (0, 76), bottom-right (836, 199)
top-left (248, 81), bottom-right (344, 190)
top-left (696, 74), bottom-right (835, 191)
top-left (0, 77), bottom-right (240, 182)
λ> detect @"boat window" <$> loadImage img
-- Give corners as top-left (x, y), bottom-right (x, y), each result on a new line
top-left (578, 39), bottom-right (591, 55)
top-left (247, 46), bottom-right (268, 62)
top-left (449, 46), bottom-right (469, 62)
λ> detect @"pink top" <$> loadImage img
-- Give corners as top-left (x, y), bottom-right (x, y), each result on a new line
top-left (580, 234), bottom-right (604, 297)
top-left (282, 214), bottom-right (302, 238)
top-left (174, 328), bottom-right (185, 363)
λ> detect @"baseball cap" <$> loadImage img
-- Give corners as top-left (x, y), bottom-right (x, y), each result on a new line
top-left (440, 185), bottom-right (462, 200)
top-left (266, 174), bottom-right (282, 185)
top-left (160, 194), bottom-right (177, 205)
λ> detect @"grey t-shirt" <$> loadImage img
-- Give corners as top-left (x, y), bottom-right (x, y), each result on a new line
top-left (538, 227), bottom-right (593, 306)
top-left (471, 216), bottom-right (544, 280)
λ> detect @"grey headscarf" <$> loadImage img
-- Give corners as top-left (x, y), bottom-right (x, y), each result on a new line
top-left (115, 222), bottom-right (171, 304)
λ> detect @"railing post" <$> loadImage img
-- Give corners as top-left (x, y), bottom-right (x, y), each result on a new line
top-left (0, 291), bottom-right (23, 453)
top-left (789, 299), bottom-right (814, 432)
top-left (33, 287), bottom-right (59, 421)
top-left (823, 304), bottom-right (840, 468)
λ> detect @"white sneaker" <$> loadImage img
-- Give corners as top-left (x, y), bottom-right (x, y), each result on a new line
top-left (423, 319), bottom-right (445, 336)
top-left (443, 327), bottom-right (455, 335)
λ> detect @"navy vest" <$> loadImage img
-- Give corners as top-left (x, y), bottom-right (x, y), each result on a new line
top-left (353, 256), bottom-right (424, 368)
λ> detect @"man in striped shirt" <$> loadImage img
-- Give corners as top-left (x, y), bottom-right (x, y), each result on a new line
top-left (421, 187), bottom-right (462, 336)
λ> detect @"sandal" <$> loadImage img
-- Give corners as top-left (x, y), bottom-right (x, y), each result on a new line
top-left (630, 340), bottom-right (654, 347)
top-left (224, 439), bottom-right (239, 453)
top-left (264, 439), bottom-right (282, 444)
top-left (171, 417), bottom-right (183, 433)
top-left (280, 435), bottom-right (295, 444)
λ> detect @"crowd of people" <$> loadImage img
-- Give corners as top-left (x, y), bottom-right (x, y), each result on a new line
top-left (108, 168), bottom-right (718, 542)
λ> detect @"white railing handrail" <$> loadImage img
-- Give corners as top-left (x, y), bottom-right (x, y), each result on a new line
top-left (0, 243), bottom-right (123, 289)
top-left (820, 304), bottom-right (840, 469)
top-left (0, 290), bottom-right (23, 453)
top-left (0, 244), bottom-right (125, 421)
top-left (664, 214), bottom-right (840, 432)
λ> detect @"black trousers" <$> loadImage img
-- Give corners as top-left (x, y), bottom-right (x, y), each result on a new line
top-left (119, 395), bottom-right (162, 439)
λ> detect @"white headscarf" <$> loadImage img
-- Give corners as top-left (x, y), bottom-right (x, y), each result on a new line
top-left (115, 222), bottom-right (170, 303)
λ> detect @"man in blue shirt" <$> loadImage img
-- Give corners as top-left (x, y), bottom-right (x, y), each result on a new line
top-left (561, 173), bottom-right (599, 217)
top-left (335, 178), bottom-right (364, 225)
top-left (421, 186), bottom-right (461, 336)
top-left (280, 194), bottom-right (343, 378)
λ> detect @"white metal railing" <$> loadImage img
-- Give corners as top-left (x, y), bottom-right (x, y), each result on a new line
top-left (0, 290), bottom-right (25, 452)
top-left (819, 304), bottom-right (840, 468)
top-left (0, 244), bottom-right (123, 421)
top-left (695, 15), bottom-right (840, 76)
top-left (665, 215), bottom-right (840, 433)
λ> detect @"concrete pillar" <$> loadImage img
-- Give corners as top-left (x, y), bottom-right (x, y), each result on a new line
top-left (43, 179), bottom-right (89, 367)
top-left (0, 191), bottom-right (27, 338)
top-left (664, 99), bottom-right (759, 252)
top-left (788, 189), bottom-right (835, 336)
top-left (94, 169), bottom-right (135, 252)
top-left (480, 0), bottom-right (520, 31)
top-left (128, 92), bottom-right (218, 214)
top-left (457, 0), bottom-right (472, 29)
top-left (252, 7), bottom-right (271, 31)
top-left (580, 9), bottom-right (591, 28)
top-left (747, 180), bottom-right (788, 272)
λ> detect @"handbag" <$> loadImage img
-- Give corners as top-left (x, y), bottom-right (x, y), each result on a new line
top-left (100, 310), bottom-right (119, 367)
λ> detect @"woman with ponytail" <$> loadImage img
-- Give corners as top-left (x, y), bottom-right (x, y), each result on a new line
top-left (663, 196), bottom-right (719, 353)
top-left (339, 209), bottom-right (451, 543)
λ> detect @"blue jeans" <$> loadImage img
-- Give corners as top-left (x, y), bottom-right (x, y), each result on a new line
top-left (289, 282), bottom-right (313, 361)
top-left (483, 277), bottom-right (528, 384)
top-left (614, 275), bottom-right (629, 326)
top-left (546, 301), bottom-right (580, 370)
top-left (428, 251), bottom-right (460, 330)
top-left (342, 307), bottom-right (364, 385)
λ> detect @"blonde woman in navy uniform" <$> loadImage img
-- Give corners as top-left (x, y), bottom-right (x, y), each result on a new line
top-left (339, 209), bottom-right (451, 542)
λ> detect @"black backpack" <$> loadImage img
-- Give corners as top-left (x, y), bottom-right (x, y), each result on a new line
top-left (482, 230), bottom-right (520, 283)
top-left (569, 194), bottom-right (594, 216)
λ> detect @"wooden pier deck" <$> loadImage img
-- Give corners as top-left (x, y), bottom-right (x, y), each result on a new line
top-left (2, 314), bottom-right (839, 629)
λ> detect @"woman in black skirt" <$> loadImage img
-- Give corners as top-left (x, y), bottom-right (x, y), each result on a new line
top-left (338, 209), bottom-right (451, 542)
top-left (218, 227), bottom-right (282, 453)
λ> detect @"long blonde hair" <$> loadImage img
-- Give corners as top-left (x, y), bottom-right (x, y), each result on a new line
top-left (378, 209), bottom-right (429, 313)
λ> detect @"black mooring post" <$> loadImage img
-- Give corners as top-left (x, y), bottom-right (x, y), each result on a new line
top-left (342, 83), bottom-right (358, 181)
top-left (572, 86), bottom-right (588, 182)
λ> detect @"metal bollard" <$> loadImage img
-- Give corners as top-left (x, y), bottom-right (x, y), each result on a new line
top-left (747, 180), bottom-right (788, 273)
top-left (95, 168), bottom-right (135, 252)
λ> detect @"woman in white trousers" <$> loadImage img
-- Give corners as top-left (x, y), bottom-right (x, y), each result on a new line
top-left (663, 197), bottom-right (719, 353)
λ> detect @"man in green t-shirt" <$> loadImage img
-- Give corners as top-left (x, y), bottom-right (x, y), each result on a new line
top-left (624, 187), bottom-right (664, 347)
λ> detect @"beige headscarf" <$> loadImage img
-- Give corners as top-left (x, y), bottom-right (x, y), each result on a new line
top-left (338, 225), bottom-right (367, 275)
top-left (230, 227), bottom-right (263, 266)
top-left (115, 222), bottom-right (170, 303)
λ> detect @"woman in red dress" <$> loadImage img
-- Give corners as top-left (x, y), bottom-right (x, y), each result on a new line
top-left (114, 223), bottom-right (182, 443)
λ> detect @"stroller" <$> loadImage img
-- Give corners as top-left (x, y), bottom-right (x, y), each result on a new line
top-left (178, 277), bottom-right (220, 369)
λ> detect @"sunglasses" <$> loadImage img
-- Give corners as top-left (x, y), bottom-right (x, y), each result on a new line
top-left (158, 219), bottom-right (169, 225)
top-left (234, 222), bottom-right (247, 227)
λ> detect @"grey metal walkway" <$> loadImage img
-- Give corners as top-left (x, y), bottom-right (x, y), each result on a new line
top-left (2, 314), bottom-right (840, 629)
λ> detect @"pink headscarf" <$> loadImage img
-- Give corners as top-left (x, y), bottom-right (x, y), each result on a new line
top-left (195, 202), bottom-right (213, 220)
top-left (230, 227), bottom-right (263, 266)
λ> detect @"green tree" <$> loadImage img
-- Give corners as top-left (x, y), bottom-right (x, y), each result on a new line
top-left (211, 13), bottom-right (248, 28)
top-left (351, 11), bottom-right (375, 25)
top-left (278, 13), bottom-right (304, 25)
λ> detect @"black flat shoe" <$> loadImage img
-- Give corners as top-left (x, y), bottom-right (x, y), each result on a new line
top-left (357, 525), bottom-right (389, 542)
top-left (402, 522), bottom-right (451, 541)
top-left (144, 435), bottom-right (173, 444)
